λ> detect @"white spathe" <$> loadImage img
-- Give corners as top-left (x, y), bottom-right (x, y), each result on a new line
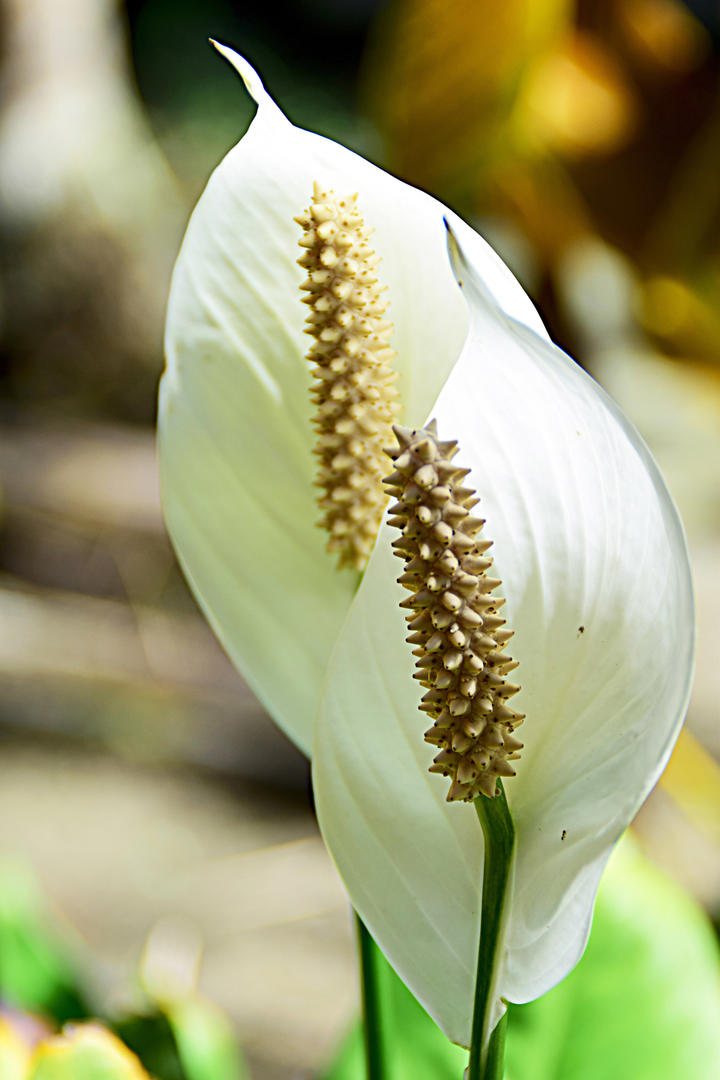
top-left (158, 44), bottom-right (546, 755)
top-left (312, 230), bottom-right (694, 1045)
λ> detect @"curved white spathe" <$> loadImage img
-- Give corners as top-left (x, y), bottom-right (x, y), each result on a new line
top-left (313, 227), bottom-right (694, 1044)
top-left (158, 46), bottom-right (546, 754)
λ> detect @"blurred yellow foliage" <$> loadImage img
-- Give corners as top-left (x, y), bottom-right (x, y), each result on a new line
top-left (365, 0), bottom-right (571, 191)
top-left (27, 1024), bottom-right (150, 1080)
top-left (0, 1018), bottom-right (31, 1080)
top-left (641, 275), bottom-right (720, 361)
top-left (518, 30), bottom-right (638, 156)
top-left (366, 0), bottom-right (720, 368)
top-left (661, 730), bottom-right (720, 846)
top-left (617, 0), bottom-right (710, 75)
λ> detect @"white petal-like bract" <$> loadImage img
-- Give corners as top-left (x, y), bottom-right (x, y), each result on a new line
top-left (313, 229), bottom-right (694, 1044)
top-left (159, 46), bottom-right (545, 753)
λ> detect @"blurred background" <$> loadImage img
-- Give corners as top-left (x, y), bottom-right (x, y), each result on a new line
top-left (0, 0), bottom-right (719, 1077)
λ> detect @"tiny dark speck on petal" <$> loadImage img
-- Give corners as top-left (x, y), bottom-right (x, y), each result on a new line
top-left (561, 829), bottom-right (567, 841)
top-left (578, 625), bottom-right (585, 636)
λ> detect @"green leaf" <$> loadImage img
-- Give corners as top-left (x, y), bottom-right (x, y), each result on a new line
top-left (324, 840), bottom-right (720, 1080)
top-left (136, 917), bottom-right (247, 1080)
top-left (323, 936), bottom-right (466, 1080)
top-left (112, 1012), bottom-right (185, 1080)
top-left (505, 840), bottom-right (720, 1080)
top-left (166, 997), bottom-right (249, 1080)
top-left (0, 861), bottom-right (89, 1023)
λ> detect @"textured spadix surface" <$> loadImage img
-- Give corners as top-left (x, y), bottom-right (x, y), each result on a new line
top-left (385, 422), bottom-right (524, 802)
top-left (298, 184), bottom-right (400, 572)
top-left (158, 44), bottom-right (547, 754)
top-left (313, 232), bottom-right (694, 1045)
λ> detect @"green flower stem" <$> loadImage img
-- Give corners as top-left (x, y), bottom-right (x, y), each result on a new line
top-left (483, 1011), bottom-right (508, 1080)
top-left (356, 912), bottom-right (387, 1080)
top-left (467, 780), bottom-right (516, 1080)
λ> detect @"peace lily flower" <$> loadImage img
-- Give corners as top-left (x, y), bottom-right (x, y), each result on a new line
top-left (312, 231), bottom-right (694, 1044)
top-left (158, 43), bottom-right (546, 756)
top-left (159, 43), bottom-right (694, 1049)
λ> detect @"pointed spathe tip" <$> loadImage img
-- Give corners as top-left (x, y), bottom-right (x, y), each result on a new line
top-left (443, 215), bottom-right (508, 325)
top-left (209, 39), bottom-right (265, 99)
top-left (443, 217), bottom-right (470, 292)
top-left (209, 40), bottom-right (285, 118)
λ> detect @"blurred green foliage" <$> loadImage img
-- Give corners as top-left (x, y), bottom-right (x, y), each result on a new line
top-left (0, 862), bottom-right (247, 1080)
top-left (167, 997), bottom-right (249, 1080)
top-left (0, 862), bottom-right (90, 1024)
top-left (27, 1025), bottom-right (150, 1080)
top-left (505, 841), bottom-right (720, 1080)
top-left (324, 840), bottom-right (720, 1080)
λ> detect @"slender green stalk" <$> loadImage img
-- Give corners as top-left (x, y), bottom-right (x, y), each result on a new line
top-left (483, 1011), bottom-right (508, 1080)
top-left (356, 912), bottom-right (387, 1080)
top-left (467, 780), bottom-right (516, 1080)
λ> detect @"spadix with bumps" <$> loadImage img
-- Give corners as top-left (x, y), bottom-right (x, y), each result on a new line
top-left (296, 184), bottom-right (401, 571)
top-left (385, 422), bottom-right (523, 800)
